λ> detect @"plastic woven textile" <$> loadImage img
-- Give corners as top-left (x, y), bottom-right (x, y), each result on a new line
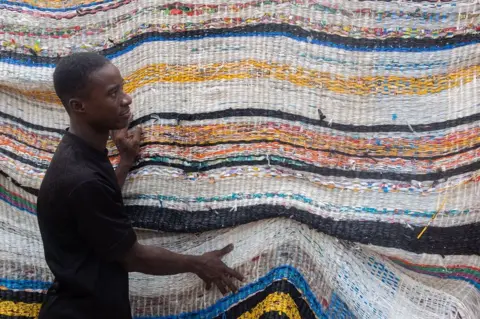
top-left (0, 0), bottom-right (480, 318)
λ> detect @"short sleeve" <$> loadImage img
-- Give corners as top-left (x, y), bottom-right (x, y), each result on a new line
top-left (69, 179), bottom-right (136, 262)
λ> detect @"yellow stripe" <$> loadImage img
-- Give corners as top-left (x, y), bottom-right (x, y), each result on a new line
top-left (238, 292), bottom-right (302, 319)
top-left (9, 0), bottom-right (96, 8)
top-left (0, 292), bottom-right (303, 318)
top-left (0, 300), bottom-right (40, 317)
top-left (0, 61), bottom-right (478, 104)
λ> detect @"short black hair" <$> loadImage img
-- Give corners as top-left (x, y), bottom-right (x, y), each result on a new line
top-left (53, 52), bottom-right (110, 110)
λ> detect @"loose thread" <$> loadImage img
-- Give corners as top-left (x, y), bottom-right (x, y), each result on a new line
top-left (417, 196), bottom-right (448, 239)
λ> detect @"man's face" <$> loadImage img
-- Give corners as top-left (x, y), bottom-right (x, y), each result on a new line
top-left (80, 63), bottom-right (132, 131)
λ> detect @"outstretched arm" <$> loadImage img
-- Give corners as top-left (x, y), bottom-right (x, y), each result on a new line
top-left (122, 243), bottom-right (244, 294)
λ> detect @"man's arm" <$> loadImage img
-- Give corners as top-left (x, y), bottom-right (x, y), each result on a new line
top-left (122, 242), bottom-right (244, 294)
top-left (115, 159), bottom-right (134, 189)
top-left (110, 122), bottom-right (244, 294)
top-left (72, 179), bottom-right (244, 295)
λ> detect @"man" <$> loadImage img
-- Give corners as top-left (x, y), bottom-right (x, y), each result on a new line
top-left (36, 52), bottom-right (243, 319)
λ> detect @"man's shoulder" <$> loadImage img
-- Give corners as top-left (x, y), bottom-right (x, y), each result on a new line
top-left (39, 155), bottom-right (98, 198)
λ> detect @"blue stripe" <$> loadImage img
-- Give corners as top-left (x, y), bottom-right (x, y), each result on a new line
top-left (0, 0), bottom-right (111, 12)
top-left (0, 278), bottom-right (51, 290)
top-left (1, 32), bottom-right (479, 68)
top-left (135, 265), bottom-right (329, 319)
top-left (0, 193), bottom-right (37, 216)
top-left (0, 265), bottom-right (332, 317)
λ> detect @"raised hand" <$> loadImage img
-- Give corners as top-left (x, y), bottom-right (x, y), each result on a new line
top-left (192, 244), bottom-right (244, 295)
top-left (111, 120), bottom-right (142, 165)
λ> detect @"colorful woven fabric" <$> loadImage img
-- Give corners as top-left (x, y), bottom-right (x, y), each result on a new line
top-left (1, 0), bottom-right (479, 318)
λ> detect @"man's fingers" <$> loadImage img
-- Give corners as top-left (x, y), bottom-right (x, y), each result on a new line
top-left (222, 275), bottom-right (238, 293)
top-left (205, 280), bottom-right (212, 291)
top-left (224, 266), bottom-right (244, 282)
top-left (216, 244), bottom-right (234, 257)
top-left (213, 279), bottom-right (227, 295)
top-left (133, 126), bottom-right (142, 142)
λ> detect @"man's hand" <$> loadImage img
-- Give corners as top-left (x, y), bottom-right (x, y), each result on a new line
top-left (111, 119), bottom-right (142, 188)
top-left (191, 244), bottom-right (244, 295)
top-left (111, 124), bottom-right (142, 165)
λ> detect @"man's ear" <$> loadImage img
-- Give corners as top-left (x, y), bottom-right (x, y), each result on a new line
top-left (68, 98), bottom-right (85, 113)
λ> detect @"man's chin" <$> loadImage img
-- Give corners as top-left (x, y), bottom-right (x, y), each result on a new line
top-left (115, 118), bottom-right (131, 130)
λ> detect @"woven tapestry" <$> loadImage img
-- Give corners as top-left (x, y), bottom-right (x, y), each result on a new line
top-left (0, 0), bottom-right (479, 318)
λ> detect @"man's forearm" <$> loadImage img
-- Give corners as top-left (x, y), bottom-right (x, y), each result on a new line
top-left (123, 242), bottom-right (200, 276)
top-left (115, 159), bottom-right (134, 189)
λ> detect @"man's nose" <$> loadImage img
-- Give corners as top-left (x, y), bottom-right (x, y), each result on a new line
top-left (122, 93), bottom-right (132, 106)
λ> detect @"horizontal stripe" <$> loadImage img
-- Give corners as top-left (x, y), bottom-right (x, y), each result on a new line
top-left (3, 145), bottom-right (479, 182)
top-left (2, 178), bottom-right (473, 221)
top-left (390, 259), bottom-right (480, 282)
top-left (4, 128), bottom-right (480, 163)
top-left (1, 0), bottom-right (463, 12)
top-left (4, 100), bottom-right (480, 135)
top-left (130, 109), bottom-right (480, 133)
top-left (0, 278), bottom-right (50, 291)
top-left (0, 0), bottom-right (108, 11)
top-left (1, 0), bottom-right (471, 22)
top-left (2, 77), bottom-right (480, 128)
top-left (1, 24), bottom-right (479, 67)
top-left (4, 38), bottom-right (478, 81)
top-left (0, 289), bottom-right (45, 304)
top-left (125, 204), bottom-right (480, 255)
top-left (4, 121), bottom-right (480, 164)
top-left (2, 61), bottom-right (478, 104)
top-left (3, 171), bottom-right (478, 228)
top-left (1, 9), bottom-right (476, 49)
top-left (0, 301), bottom-right (41, 317)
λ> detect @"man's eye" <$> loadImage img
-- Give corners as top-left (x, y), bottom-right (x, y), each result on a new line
top-left (110, 91), bottom-right (117, 97)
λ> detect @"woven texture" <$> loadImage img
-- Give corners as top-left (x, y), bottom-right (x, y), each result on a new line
top-left (1, 0), bottom-right (480, 318)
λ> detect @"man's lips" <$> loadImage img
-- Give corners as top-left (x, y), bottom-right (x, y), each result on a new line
top-left (120, 109), bottom-right (131, 117)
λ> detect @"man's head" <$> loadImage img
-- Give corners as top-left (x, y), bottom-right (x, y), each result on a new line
top-left (53, 52), bottom-right (132, 132)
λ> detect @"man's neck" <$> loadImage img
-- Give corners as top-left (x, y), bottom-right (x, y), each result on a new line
top-left (69, 121), bottom-right (109, 151)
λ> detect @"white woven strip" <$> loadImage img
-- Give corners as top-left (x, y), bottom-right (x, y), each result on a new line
top-left (1, 41), bottom-right (479, 84)
top-left (2, 77), bottom-right (480, 127)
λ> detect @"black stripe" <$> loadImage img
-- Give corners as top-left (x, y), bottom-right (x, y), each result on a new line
top-left (0, 289), bottom-right (46, 304)
top-left (0, 170), bottom-right (39, 196)
top-left (129, 109), bottom-right (480, 133)
top-left (2, 170), bottom-right (478, 255)
top-left (131, 157), bottom-right (478, 182)
top-left (3, 145), bottom-right (479, 182)
top-left (3, 106), bottom-right (480, 134)
top-left (138, 140), bottom-right (479, 161)
top-left (258, 313), bottom-right (290, 319)
top-left (126, 204), bottom-right (480, 255)
top-left (1, 24), bottom-right (479, 64)
top-left (0, 111), bottom-right (64, 134)
top-left (212, 280), bottom-right (316, 319)
top-left (0, 316), bottom-right (34, 319)
top-left (0, 149), bottom-right (49, 169)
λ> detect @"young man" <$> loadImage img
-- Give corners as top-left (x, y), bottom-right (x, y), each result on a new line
top-left (36, 52), bottom-right (243, 319)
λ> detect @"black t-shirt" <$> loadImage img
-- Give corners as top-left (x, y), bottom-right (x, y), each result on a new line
top-left (36, 131), bottom-right (136, 319)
